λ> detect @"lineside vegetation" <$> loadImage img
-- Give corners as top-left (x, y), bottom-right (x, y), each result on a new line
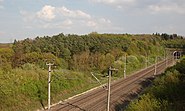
top-left (0, 33), bottom-right (184, 110)
top-left (126, 58), bottom-right (185, 111)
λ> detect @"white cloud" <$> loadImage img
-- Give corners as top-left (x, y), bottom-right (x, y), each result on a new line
top-left (86, 18), bottom-right (112, 29)
top-left (90, 0), bottom-right (185, 15)
top-left (20, 5), bottom-right (91, 29)
top-left (87, 21), bottom-right (97, 27)
top-left (40, 20), bottom-right (73, 29)
top-left (91, 0), bottom-right (135, 4)
top-left (0, 31), bottom-right (5, 36)
top-left (0, 0), bottom-right (4, 9)
top-left (63, 19), bottom-right (73, 26)
top-left (148, 3), bottom-right (185, 14)
top-left (99, 18), bottom-right (111, 24)
top-left (0, 6), bottom-right (3, 9)
top-left (92, 18), bottom-right (122, 33)
top-left (35, 5), bottom-right (91, 21)
top-left (21, 5), bottom-right (93, 26)
top-left (20, 11), bottom-right (36, 22)
top-left (37, 5), bottom-right (56, 21)
top-left (20, 5), bottom-right (116, 33)
top-left (57, 6), bottom-right (91, 19)
top-left (90, 0), bottom-right (136, 9)
top-left (153, 25), bottom-right (177, 34)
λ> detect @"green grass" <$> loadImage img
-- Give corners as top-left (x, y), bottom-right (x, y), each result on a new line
top-left (0, 64), bottom-right (104, 111)
top-left (0, 55), bottom-right (164, 111)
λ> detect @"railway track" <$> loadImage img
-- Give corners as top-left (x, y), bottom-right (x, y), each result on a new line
top-left (46, 58), bottom-right (174, 111)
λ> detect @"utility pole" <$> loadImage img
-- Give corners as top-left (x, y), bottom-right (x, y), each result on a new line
top-left (46, 63), bottom-right (54, 110)
top-left (154, 56), bottom-right (157, 76)
top-left (166, 53), bottom-right (168, 68)
top-left (124, 54), bottom-right (126, 79)
top-left (145, 53), bottom-right (148, 68)
top-left (166, 55), bottom-right (168, 67)
top-left (173, 51), bottom-right (177, 65)
top-left (107, 67), bottom-right (118, 111)
top-left (164, 49), bottom-right (167, 68)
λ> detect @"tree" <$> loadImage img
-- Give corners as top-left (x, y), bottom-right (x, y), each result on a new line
top-left (61, 48), bottom-right (71, 61)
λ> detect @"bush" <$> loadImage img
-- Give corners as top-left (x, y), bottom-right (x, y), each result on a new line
top-left (126, 94), bottom-right (168, 111)
top-left (174, 59), bottom-right (185, 74)
top-left (126, 59), bottom-right (185, 111)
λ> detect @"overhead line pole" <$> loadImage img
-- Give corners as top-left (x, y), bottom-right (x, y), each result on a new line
top-left (107, 67), bottom-right (118, 111)
top-left (173, 51), bottom-right (177, 65)
top-left (107, 68), bottom-right (111, 111)
top-left (154, 56), bottom-right (157, 76)
top-left (146, 53), bottom-right (148, 68)
top-left (164, 50), bottom-right (166, 68)
top-left (46, 63), bottom-right (54, 111)
top-left (124, 54), bottom-right (126, 79)
top-left (147, 55), bottom-right (149, 68)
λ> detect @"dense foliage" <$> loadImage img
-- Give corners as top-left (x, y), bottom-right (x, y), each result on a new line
top-left (0, 33), bottom-right (184, 110)
top-left (0, 64), bottom-right (98, 111)
top-left (11, 33), bottom-right (167, 72)
top-left (126, 58), bottom-right (185, 111)
top-left (159, 33), bottom-right (185, 48)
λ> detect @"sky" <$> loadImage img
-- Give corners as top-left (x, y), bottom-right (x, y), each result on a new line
top-left (0, 0), bottom-right (185, 43)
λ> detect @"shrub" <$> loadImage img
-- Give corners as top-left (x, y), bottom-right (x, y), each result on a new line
top-left (126, 59), bottom-right (185, 111)
top-left (126, 93), bottom-right (168, 111)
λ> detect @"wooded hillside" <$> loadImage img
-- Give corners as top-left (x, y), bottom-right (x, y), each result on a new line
top-left (0, 33), bottom-right (184, 111)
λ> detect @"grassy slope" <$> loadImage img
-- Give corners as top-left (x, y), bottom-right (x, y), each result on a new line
top-left (0, 64), bottom-right (103, 111)
top-left (0, 34), bottom-right (167, 111)
top-left (0, 58), bottom-right (152, 111)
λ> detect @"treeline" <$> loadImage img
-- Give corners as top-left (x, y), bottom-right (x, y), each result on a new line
top-left (162, 39), bottom-right (185, 49)
top-left (154, 33), bottom-right (185, 48)
top-left (154, 33), bottom-right (183, 40)
top-left (3, 33), bottom-right (184, 73)
top-left (126, 58), bottom-right (185, 111)
top-left (10, 33), bottom-right (166, 73)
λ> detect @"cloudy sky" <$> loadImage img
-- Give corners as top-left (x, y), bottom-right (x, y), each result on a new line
top-left (0, 0), bottom-right (185, 43)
